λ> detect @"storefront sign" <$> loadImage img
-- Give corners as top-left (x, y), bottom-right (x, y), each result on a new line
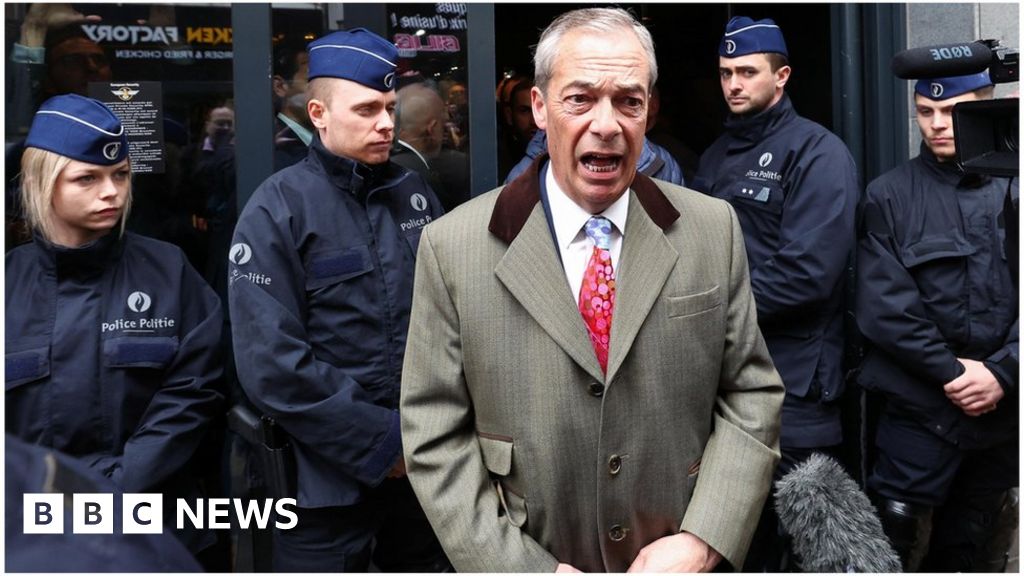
top-left (390, 3), bottom-right (468, 57)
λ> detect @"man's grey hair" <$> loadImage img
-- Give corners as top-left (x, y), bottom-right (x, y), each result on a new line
top-left (533, 7), bottom-right (658, 95)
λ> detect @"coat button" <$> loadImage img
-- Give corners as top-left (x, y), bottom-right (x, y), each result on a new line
top-left (589, 382), bottom-right (605, 397)
top-left (608, 455), bottom-right (622, 475)
top-left (609, 524), bottom-right (626, 542)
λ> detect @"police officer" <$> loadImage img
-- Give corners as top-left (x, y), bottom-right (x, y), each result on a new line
top-left (690, 16), bottom-right (859, 571)
top-left (5, 94), bottom-right (225, 555)
top-left (228, 29), bottom-right (449, 572)
top-left (856, 71), bottom-right (1018, 572)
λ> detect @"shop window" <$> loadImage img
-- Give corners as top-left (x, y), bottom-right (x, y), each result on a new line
top-left (5, 3), bottom-right (234, 274)
top-left (387, 3), bottom-right (472, 211)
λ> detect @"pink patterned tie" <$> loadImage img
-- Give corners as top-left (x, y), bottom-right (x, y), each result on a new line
top-left (578, 216), bottom-right (616, 373)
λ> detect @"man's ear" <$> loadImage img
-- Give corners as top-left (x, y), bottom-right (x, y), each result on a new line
top-left (425, 117), bottom-right (439, 139)
top-left (272, 75), bottom-right (288, 99)
top-left (531, 86), bottom-right (548, 131)
top-left (308, 98), bottom-right (327, 129)
top-left (775, 65), bottom-right (792, 90)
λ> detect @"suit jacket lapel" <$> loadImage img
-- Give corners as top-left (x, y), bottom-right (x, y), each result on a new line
top-left (606, 191), bottom-right (679, 382)
top-left (490, 160), bottom-right (681, 385)
top-left (495, 205), bottom-right (606, 382)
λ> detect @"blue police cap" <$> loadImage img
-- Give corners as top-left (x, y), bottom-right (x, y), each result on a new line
top-left (25, 94), bottom-right (128, 165)
top-left (719, 16), bottom-right (789, 59)
top-left (307, 28), bottom-right (398, 91)
top-left (914, 71), bottom-right (993, 100)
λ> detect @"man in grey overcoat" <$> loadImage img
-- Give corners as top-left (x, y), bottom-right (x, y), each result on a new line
top-left (401, 7), bottom-right (784, 572)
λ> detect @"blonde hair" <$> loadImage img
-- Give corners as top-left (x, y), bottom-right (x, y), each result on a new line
top-left (19, 147), bottom-right (133, 243)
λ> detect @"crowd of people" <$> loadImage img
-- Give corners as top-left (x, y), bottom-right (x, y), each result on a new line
top-left (5, 5), bottom-right (1017, 574)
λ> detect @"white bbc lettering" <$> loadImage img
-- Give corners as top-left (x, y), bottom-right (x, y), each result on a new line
top-left (73, 493), bottom-right (114, 534)
top-left (122, 493), bottom-right (163, 534)
top-left (23, 494), bottom-right (63, 534)
top-left (275, 499), bottom-right (299, 529)
top-left (22, 494), bottom-right (298, 533)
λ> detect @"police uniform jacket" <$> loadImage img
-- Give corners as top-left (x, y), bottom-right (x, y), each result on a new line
top-left (229, 135), bottom-right (444, 508)
top-left (855, 143), bottom-right (1018, 450)
top-left (5, 435), bottom-right (203, 572)
top-left (5, 231), bottom-right (225, 494)
top-left (692, 94), bottom-right (859, 448)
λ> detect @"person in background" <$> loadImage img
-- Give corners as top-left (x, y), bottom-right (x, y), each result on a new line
top-left (392, 81), bottom-right (470, 211)
top-left (443, 80), bottom-right (468, 150)
top-left (690, 17), bottom-right (860, 571)
top-left (401, 7), bottom-right (783, 572)
top-left (228, 28), bottom-right (449, 572)
top-left (645, 84), bottom-right (700, 184)
top-left (497, 76), bottom-right (539, 180)
top-left (272, 44), bottom-right (315, 170)
top-left (5, 94), bottom-right (225, 559)
top-left (855, 71), bottom-right (1018, 572)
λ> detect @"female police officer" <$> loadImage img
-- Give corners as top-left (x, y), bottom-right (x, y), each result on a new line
top-left (5, 94), bottom-right (224, 554)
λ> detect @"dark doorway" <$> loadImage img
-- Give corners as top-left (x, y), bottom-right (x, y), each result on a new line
top-left (493, 3), bottom-right (834, 161)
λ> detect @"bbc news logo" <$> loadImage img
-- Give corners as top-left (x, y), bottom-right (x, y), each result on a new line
top-left (23, 494), bottom-right (298, 534)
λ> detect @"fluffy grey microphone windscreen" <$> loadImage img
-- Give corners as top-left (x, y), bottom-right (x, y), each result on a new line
top-left (775, 453), bottom-right (903, 573)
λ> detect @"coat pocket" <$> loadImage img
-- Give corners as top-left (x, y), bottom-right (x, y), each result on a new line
top-left (5, 343), bottom-right (51, 390)
top-left (477, 433), bottom-right (527, 527)
top-left (478, 433), bottom-right (513, 476)
top-left (102, 336), bottom-right (179, 369)
top-left (666, 286), bottom-right (721, 319)
top-left (304, 245), bottom-right (374, 291)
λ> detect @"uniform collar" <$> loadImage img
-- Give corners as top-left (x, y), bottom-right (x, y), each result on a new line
top-left (488, 152), bottom-right (679, 245)
top-left (917, 141), bottom-right (991, 189)
top-left (722, 92), bottom-right (795, 147)
top-left (34, 229), bottom-right (123, 276)
top-left (308, 134), bottom-right (406, 197)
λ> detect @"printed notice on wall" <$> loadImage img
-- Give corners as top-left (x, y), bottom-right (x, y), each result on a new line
top-left (89, 81), bottom-right (166, 174)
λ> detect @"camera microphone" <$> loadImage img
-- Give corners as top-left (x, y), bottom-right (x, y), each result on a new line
top-left (775, 454), bottom-right (902, 573)
top-left (891, 41), bottom-right (994, 78)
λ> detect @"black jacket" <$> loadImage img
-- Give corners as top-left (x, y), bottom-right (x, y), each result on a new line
top-left (229, 135), bottom-right (444, 507)
top-left (692, 94), bottom-right (859, 448)
top-left (855, 143), bottom-right (1018, 449)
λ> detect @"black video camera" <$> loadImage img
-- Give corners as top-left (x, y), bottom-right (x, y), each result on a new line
top-left (891, 39), bottom-right (1019, 177)
top-left (953, 40), bottom-right (1018, 177)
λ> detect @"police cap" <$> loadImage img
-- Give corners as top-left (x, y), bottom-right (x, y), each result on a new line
top-left (914, 71), bottom-right (993, 100)
top-left (719, 16), bottom-right (789, 59)
top-left (25, 94), bottom-right (128, 165)
top-left (307, 28), bottom-right (398, 91)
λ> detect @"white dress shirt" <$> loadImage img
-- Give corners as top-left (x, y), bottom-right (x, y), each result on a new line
top-left (546, 167), bottom-right (629, 301)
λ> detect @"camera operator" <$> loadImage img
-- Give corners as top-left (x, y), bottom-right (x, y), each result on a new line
top-left (855, 70), bottom-right (1018, 572)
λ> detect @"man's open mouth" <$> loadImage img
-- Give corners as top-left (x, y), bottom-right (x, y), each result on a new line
top-left (581, 153), bottom-right (622, 173)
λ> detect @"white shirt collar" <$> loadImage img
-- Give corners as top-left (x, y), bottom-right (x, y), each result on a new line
top-left (546, 164), bottom-right (629, 250)
top-left (397, 139), bottom-right (429, 168)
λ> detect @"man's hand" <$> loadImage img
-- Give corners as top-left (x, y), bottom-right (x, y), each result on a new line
top-left (387, 456), bottom-right (407, 479)
top-left (627, 531), bottom-right (723, 573)
top-left (944, 358), bottom-right (1004, 417)
top-left (555, 563), bottom-right (582, 573)
top-left (22, 4), bottom-right (102, 46)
